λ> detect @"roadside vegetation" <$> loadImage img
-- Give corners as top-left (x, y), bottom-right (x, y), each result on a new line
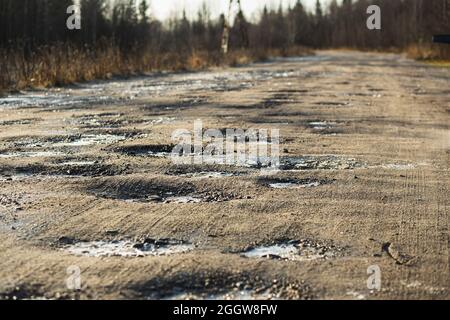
top-left (0, 0), bottom-right (449, 94)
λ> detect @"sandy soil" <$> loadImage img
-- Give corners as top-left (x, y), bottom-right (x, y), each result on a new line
top-left (0, 51), bottom-right (449, 300)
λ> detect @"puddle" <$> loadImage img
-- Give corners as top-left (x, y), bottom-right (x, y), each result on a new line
top-left (64, 239), bottom-right (193, 257)
top-left (242, 240), bottom-right (342, 261)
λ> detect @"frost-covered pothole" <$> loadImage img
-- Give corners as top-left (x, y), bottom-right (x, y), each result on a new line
top-left (179, 172), bottom-right (238, 179)
top-left (241, 240), bottom-right (343, 261)
top-left (0, 93), bottom-right (115, 109)
top-left (258, 177), bottom-right (332, 189)
top-left (382, 163), bottom-right (416, 170)
top-left (279, 156), bottom-right (365, 170)
top-left (166, 289), bottom-right (279, 300)
top-left (163, 196), bottom-right (202, 204)
top-left (0, 151), bottom-right (64, 158)
top-left (57, 161), bottom-right (97, 166)
top-left (142, 272), bottom-right (311, 300)
top-left (1, 134), bottom-right (129, 158)
top-left (64, 239), bottom-right (193, 257)
top-left (309, 121), bottom-right (338, 130)
top-left (308, 121), bottom-right (343, 135)
top-left (269, 182), bottom-right (320, 189)
top-left (165, 166), bottom-right (244, 179)
top-left (52, 134), bottom-right (126, 147)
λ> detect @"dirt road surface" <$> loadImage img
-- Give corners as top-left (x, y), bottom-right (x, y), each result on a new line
top-left (0, 51), bottom-right (449, 300)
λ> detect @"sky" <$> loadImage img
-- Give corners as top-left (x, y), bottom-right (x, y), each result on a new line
top-left (149, 0), bottom-right (327, 21)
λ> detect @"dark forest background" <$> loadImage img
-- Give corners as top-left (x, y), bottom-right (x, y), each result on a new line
top-left (1, 0), bottom-right (449, 92)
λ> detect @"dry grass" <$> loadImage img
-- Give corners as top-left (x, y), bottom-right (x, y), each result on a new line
top-left (406, 43), bottom-right (450, 61)
top-left (0, 44), bottom-right (312, 95)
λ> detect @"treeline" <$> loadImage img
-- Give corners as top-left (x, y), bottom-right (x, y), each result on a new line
top-left (0, 0), bottom-right (449, 92)
top-left (1, 0), bottom-right (449, 51)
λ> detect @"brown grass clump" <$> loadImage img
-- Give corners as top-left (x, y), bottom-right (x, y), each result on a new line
top-left (406, 43), bottom-right (450, 61)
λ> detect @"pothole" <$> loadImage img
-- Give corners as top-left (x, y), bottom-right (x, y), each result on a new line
top-left (167, 289), bottom-right (283, 300)
top-left (382, 163), bottom-right (416, 170)
top-left (87, 178), bottom-right (240, 203)
top-left (52, 134), bottom-right (126, 147)
top-left (0, 151), bottom-right (64, 158)
top-left (165, 165), bottom-right (245, 179)
top-left (1, 134), bottom-right (130, 158)
top-left (241, 240), bottom-right (343, 261)
top-left (308, 121), bottom-right (344, 135)
top-left (309, 121), bottom-right (337, 129)
top-left (63, 238), bottom-right (193, 257)
top-left (279, 156), bottom-right (365, 170)
top-left (3, 163), bottom-right (129, 177)
top-left (0, 118), bottom-right (39, 126)
top-left (67, 113), bottom-right (157, 129)
top-left (114, 144), bottom-right (175, 157)
top-left (314, 101), bottom-right (350, 106)
top-left (139, 271), bottom-right (311, 300)
top-left (258, 177), bottom-right (333, 189)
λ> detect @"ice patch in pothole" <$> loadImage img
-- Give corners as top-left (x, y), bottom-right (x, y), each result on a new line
top-left (242, 240), bottom-right (341, 261)
top-left (259, 177), bottom-right (330, 189)
top-left (149, 117), bottom-right (177, 125)
top-left (52, 134), bottom-right (126, 147)
top-left (163, 196), bottom-right (203, 204)
top-left (241, 155), bottom-right (364, 170)
top-left (58, 161), bottom-right (97, 166)
top-left (65, 239), bottom-right (193, 257)
top-left (0, 151), bottom-right (64, 158)
top-left (269, 181), bottom-right (321, 189)
top-left (346, 291), bottom-right (366, 300)
top-left (382, 163), bottom-right (416, 170)
top-left (166, 289), bottom-right (277, 301)
top-left (180, 171), bottom-right (237, 178)
top-left (280, 156), bottom-right (364, 170)
top-left (309, 121), bottom-right (337, 130)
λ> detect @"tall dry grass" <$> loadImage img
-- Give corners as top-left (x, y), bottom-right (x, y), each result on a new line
top-left (0, 44), bottom-right (312, 95)
top-left (406, 43), bottom-right (450, 61)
